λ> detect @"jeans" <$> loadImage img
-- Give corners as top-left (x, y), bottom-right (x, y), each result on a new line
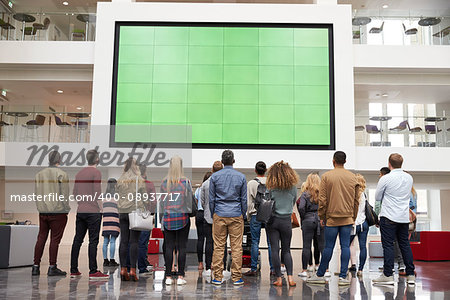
top-left (70, 213), bottom-right (102, 273)
top-left (301, 219), bottom-right (324, 270)
top-left (138, 231), bottom-right (151, 272)
top-left (164, 220), bottom-right (190, 277)
top-left (34, 214), bottom-right (68, 266)
top-left (267, 216), bottom-right (293, 277)
top-left (102, 235), bottom-right (117, 260)
top-left (249, 215), bottom-right (273, 271)
top-left (196, 210), bottom-right (206, 263)
top-left (349, 220), bottom-right (369, 271)
top-left (119, 214), bottom-right (140, 269)
top-left (379, 217), bottom-right (415, 277)
top-left (317, 224), bottom-right (352, 278)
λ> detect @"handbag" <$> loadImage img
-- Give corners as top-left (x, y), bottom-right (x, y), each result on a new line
top-left (129, 176), bottom-right (153, 231)
top-left (291, 212), bottom-right (300, 228)
top-left (364, 200), bottom-right (379, 227)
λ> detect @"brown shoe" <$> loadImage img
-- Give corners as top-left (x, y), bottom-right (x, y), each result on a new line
top-left (129, 268), bottom-right (139, 282)
top-left (273, 278), bottom-right (283, 286)
top-left (120, 267), bottom-right (129, 281)
top-left (243, 270), bottom-right (257, 276)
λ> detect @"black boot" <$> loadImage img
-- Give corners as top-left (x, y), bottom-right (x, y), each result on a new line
top-left (103, 259), bottom-right (110, 266)
top-left (109, 259), bottom-right (119, 267)
top-left (47, 265), bottom-right (67, 276)
top-left (32, 265), bottom-right (40, 276)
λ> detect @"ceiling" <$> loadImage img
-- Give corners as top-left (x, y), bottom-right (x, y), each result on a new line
top-left (0, 80), bottom-right (92, 111)
top-left (7, 0), bottom-right (450, 16)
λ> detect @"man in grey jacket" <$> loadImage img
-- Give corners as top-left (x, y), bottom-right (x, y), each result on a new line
top-left (32, 151), bottom-right (70, 277)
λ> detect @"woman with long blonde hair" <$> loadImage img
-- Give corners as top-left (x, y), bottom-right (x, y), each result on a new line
top-left (349, 173), bottom-right (369, 277)
top-left (159, 156), bottom-right (192, 286)
top-left (266, 161), bottom-right (299, 287)
top-left (117, 157), bottom-right (147, 281)
top-left (297, 173), bottom-right (326, 277)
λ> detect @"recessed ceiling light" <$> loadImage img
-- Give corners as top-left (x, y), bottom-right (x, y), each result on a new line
top-left (76, 106), bottom-right (83, 110)
top-left (62, 1), bottom-right (69, 6)
top-left (382, 93), bottom-right (388, 97)
top-left (382, 4), bottom-right (388, 9)
top-left (57, 90), bottom-right (64, 94)
top-left (1, 90), bottom-right (6, 97)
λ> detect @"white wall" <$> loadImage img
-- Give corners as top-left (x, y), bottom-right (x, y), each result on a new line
top-left (353, 45), bottom-right (450, 70)
top-left (91, 2), bottom-right (355, 170)
top-left (0, 41), bottom-right (94, 65)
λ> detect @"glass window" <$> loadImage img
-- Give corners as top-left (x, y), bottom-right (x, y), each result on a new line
top-left (416, 189), bottom-right (428, 218)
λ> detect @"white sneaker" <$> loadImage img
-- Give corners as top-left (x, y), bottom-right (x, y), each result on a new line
top-left (280, 266), bottom-right (286, 273)
top-left (407, 275), bottom-right (416, 285)
top-left (203, 269), bottom-right (211, 277)
top-left (298, 271), bottom-right (308, 277)
top-left (307, 265), bottom-right (314, 272)
top-left (222, 270), bottom-right (231, 278)
top-left (177, 278), bottom-right (186, 285)
top-left (324, 271), bottom-right (331, 277)
top-left (372, 274), bottom-right (394, 285)
top-left (165, 278), bottom-right (173, 285)
top-left (338, 277), bottom-right (351, 286)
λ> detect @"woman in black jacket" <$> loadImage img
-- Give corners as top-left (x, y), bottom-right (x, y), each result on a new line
top-left (297, 173), bottom-right (327, 277)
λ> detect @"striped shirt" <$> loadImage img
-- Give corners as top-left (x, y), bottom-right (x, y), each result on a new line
top-left (102, 197), bottom-right (120, 237)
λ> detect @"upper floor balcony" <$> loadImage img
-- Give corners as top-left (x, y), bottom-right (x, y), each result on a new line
top-left (0, 11), bottom-right (96, 41)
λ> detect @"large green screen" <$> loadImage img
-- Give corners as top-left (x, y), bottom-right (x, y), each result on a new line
top-left (111, 22), bottom-right (335, 149)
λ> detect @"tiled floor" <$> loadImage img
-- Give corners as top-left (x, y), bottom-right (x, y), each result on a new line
top-left (1, 248), bottom-right (449, 299)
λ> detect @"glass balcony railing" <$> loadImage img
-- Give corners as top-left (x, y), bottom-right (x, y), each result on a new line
top-left (355, 115), bottom-right (450, 147)
top-left (0, 12), bottom-right (96, 41)
top-left (352, 14), bottom-right (450, 46)
top-left (0, 111), bottom-right (91, 143)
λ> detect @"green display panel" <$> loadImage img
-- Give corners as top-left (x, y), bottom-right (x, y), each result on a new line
top-left (111, 22), bottom-right (335, 149)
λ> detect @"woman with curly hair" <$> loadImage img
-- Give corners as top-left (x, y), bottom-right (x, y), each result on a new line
top-left (266, 161), bottom-right (299, 287)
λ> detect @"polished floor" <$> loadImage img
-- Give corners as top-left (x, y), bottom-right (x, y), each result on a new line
top-left (0, 248), bottom-right (449, 299)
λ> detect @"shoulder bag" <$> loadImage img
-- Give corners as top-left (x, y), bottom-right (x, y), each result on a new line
top-left (129, 176), bottom-right (153, 231)
top-left (364, 200), bottom-right (379, 227)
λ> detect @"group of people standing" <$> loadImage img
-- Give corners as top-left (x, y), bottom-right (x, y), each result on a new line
top-left (32, 150), bottom-right (156, 281)
top-left (31, 148), bottom-right (417, 288)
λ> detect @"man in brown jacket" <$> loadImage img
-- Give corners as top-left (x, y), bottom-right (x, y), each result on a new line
top-left (307, 151), bottom-right (359, 286)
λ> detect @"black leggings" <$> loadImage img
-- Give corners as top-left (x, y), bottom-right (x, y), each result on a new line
top-left (164, 220), bottom-right (190, 277)
top-left (301, 220), bottom-right (324, 270)
top-left (204, 223), bottom-right (213, 270)
top-left (119, 213), bottom-right (140, 268)
top-left (267, 216), bottom-right (293, 277)
top-left (196, 211), bottom-right (206, 263)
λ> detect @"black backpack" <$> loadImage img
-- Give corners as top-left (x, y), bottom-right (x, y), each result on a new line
top-left (254, 178), bottom-right (273, 223)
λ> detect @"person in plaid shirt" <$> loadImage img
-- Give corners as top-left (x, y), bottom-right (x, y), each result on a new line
top-left (159, 156), bottom-right (192, 286)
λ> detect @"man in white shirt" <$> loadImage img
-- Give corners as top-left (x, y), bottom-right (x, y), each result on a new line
top-left (373, 153), bottom-right (416, 286)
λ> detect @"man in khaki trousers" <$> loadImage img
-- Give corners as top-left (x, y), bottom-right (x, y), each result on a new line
top-left (209, 150), bottom-right (247, 285)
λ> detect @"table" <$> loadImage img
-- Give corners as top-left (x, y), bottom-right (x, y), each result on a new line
top-left (4, 112), bottom-right (29, 141)
top-left (425, 116), bottom-right (447, 146)
top-left (352, 17), bottom-right (371, 44)
top-left (67, 112), bottom-right (90, 142)
top-left (76, 14), bottom-right (96, 41)
top-left (369, 116), bottom-right (392, 145)
top-left (13, 13), bottom-right (36, 41)
top-left (418, 17), bottom-right (441, 45)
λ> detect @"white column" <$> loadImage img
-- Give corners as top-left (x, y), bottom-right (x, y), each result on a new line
top-left (313, 0), bottom-right (338, 4)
